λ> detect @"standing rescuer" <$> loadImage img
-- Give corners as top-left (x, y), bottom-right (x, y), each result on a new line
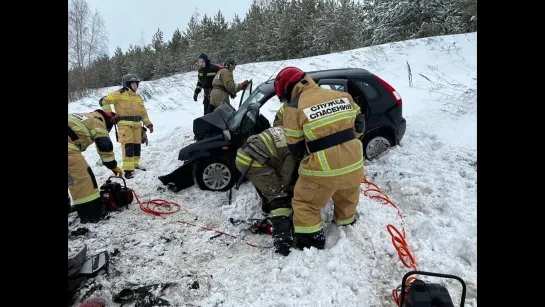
top-left (193, 53), bottom-right (221, 115)
top-left (274, 66), bottom-right (366, 252)
top-left (99, 73), bottom-right (154, 179)
top-left (68, 109), bottom-right (122, 222)
top-left (209, 57), bottom-right (248, 112)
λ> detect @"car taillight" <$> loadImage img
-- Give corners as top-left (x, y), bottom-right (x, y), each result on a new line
top-left (376, 76), bottom-right (402, 106)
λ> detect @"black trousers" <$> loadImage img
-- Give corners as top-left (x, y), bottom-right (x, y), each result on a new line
top-left (203, 89), bottom-right (212, 115)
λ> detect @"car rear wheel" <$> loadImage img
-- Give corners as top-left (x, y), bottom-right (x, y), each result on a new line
top-left (195, 159), bottom-right (237, 191)
top-left (361, 131), bottom-right (395, 160)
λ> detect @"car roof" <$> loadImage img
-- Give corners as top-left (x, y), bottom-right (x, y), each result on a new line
top-left (257, 68), bottom-right (375, 94)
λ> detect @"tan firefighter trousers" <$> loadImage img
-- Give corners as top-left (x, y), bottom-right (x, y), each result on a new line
top-left (117, 124), bottom-right (143, 171)
top-left (243, 166), bottom-right (288, 203)
top-left (68, 148), bottom-right (100, 205)
top-left (292, 176), bottom-right (360, 234)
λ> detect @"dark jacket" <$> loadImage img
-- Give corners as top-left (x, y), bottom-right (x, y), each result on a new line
top-left (194, 54), bottom-right (221, 95)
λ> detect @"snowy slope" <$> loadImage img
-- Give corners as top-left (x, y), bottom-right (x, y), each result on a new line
top-left (68, 32), bottom-right (477, 307)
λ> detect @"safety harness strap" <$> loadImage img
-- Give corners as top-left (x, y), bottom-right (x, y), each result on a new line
top-left (306, 128), bottom-right (355, 153)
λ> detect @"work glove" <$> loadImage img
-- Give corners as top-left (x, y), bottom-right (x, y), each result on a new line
top-left (241, 80), bottom-right (249, 89)
top-left (193, 93), bottom-right (198, 101)
top-left (112, 167), bottom-right (123, 176)
top-left (147, 124), bottom-right (154, 133)
top-left (141, 127), bottom-right (149, 146)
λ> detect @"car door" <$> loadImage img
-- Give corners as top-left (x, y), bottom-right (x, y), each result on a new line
top-left (318, 78), bottom-right (371, 119)
top-left (238, 79), bottom-right (253, 108)
top-left (317, 78), bottom-right (369, 136)
top-left (353, 78), bottom-right (383, 130)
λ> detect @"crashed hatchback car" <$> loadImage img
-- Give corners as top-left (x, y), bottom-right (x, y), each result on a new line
top-left (158, 68), bottom-right (406, 192)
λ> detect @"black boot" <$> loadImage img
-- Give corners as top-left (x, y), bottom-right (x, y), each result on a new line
top-left (269, 196), bottom-right (294, 255)
top-left (125, 170), bottom-right (134, 179)
top-left (295, 229), bottom-right (326, 250)
top-left (271, 216), bottom-right (293, 256)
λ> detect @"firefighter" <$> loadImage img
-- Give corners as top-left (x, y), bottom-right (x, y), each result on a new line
top-left (68, 109), bottom-right (122, 222)
top-left (273, 99), bottom-right (288, 127)
top-left (193, 53), bottom-right (221, 115)
top-left (235, 125), bottom-right (300, 256)
top-left (274, 66), bottom-right (366, 251)
top-left (99, 73), bottom-right (154, 179)
top-left (209, 57), bottom-right (249, 113)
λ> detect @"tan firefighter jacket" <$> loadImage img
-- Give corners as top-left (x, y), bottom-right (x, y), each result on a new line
top-left (99, 88), bottom-right (153, 128)
top-left (282, 74), bottom-right (365, 188)
top-left (210, 67), bottom-right (244, 107)
top-left (273, 100), bottom-right (288, 127)
top-left (236, 127), bottom-right (299, 189)
top-left (68, 111), bottom-right (118, 169)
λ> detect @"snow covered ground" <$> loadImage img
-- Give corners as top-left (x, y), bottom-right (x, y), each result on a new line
top-left (68, 32), bottom-right (477, 307)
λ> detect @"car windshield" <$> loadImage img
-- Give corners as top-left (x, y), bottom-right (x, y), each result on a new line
top-left (227, 90), bottom-right (265, 129)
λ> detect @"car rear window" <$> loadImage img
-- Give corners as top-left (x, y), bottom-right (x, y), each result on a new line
top-left (355, 80), bottom-right (379, 101)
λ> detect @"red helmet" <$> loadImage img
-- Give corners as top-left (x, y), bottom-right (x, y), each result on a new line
top-left (274, 66), bottom-right (305, 99)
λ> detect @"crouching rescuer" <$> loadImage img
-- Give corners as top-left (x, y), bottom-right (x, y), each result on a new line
top-left (68, 110), bottom-right (122, 222)
top-left (99, 73), bottom-right (154, 179)
top-left (235, 126), bottom-right (299, 256)
top-left (274, 66), bottom-right (366, 251)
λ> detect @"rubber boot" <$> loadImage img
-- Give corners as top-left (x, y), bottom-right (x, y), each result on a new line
top-left (294, 229), bottom-right (326, 250)
top-left (271, 216), bottom-right (293, 256)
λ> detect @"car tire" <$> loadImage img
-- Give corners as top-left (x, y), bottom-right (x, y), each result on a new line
top-left (195, 158), bottom-right (239, 191)
top-left (361, 130), bottom-right (395, 161)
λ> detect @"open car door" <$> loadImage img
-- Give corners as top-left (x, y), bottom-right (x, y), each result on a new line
top-left (238, 79), bottom-right (253, 108)
top-left (238, 101), bottom-right (267, 138)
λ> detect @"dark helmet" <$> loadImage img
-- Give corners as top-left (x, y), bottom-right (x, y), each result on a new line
top-left (223, 57), bottom-right (237, 68)
top-left (95, 109), bottom-right (116, 132)
top-left (122, 73), bottom-right (140, 89)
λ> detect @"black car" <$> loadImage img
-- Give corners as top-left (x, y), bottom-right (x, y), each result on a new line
top-left (158, 68), bottom-right (406, 192)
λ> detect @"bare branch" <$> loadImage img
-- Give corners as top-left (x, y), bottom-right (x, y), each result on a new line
top-left (68, 0), bottom-right (107, 70)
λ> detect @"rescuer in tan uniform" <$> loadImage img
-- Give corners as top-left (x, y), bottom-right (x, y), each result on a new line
top-left (68, 109), bottom-right (122, 222)
top-left (99, 73), bottom-right (154, 179)
top-left (235, 124), bottom-right (300, 256)
top-left (274, 66), bottom-right (366, 252)
top-left (209, 57), bottom-right (248, 112)
top-left (273, 99), bottom-right (288, 127)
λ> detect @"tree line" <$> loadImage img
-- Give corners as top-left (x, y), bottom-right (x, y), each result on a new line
top-left (68, 0), bottom-right (477, 102)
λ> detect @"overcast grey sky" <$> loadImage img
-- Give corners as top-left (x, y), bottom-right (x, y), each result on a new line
top-left (86, 0), bottom-right (255, 56)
